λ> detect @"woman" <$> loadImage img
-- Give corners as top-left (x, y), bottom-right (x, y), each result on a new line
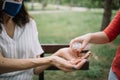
top-left (0, 0), bottom-right (86, 80)
top-left (70, 10), bottom-right (120, 80)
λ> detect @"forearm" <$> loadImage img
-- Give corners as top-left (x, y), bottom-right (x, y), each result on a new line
top-left (90, 32), bottom-right (109, 44)
top-left (34, 52), bottom-right (65, 75)
top-left (34, 64), bottom-right (51, 75)
top-left (0, 56), bottom-right (52, 74)
top-left (34, 55), bottom-right (52, 75)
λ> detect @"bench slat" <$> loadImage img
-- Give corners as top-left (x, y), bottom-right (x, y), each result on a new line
top-left (42, 44), bottom-right (89, 53)
top-left (42, 44), bottom-right (69, 53)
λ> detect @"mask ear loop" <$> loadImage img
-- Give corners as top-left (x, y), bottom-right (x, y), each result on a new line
top-left (0, 24), bottom-right (2, 34)
top-left (22, 0), bottom-right (24, 5)
top-left (2, 0), bottom-right (6, 10)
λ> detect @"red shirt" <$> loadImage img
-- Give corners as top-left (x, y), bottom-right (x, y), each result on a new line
top-left (104, 10), bottom-right (120, 79)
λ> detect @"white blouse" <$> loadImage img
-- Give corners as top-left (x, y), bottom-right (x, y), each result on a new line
top-left (0, 19), bottom-right (44, 80)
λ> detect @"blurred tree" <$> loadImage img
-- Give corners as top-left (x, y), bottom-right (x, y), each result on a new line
top-left (70, 0), bottom-right (74, 7)
top-left (101, 0), bottom-right (113, 30)
top-left (31, 0), bottom-right (34, 10)
top-left (112, 0), bottom-right (120, 10)
top-left (41, 0), bottom-right (48, 10)
top-left (39, 0), bottom-right (43, 3)
top-left (62, 0), bottom-right (120, 9)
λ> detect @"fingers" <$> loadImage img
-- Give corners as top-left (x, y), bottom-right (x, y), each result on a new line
top-left (81, 51), bottom-right (91, 59)
top-left (70, 40), bottom-right (86, 53)
top-left (70, 34), bottom-right (92, 53)
top-left (65, 59), bottom-right (88, 71)
top-left (69, 59), bottom-right (82, 65)
top-left (56, 62), bottom-right (79, 72)
top-left (74, 59), bottom-right (87, 70)
top-left (70, 38), bottom-right (80, 49)
top-left (51, 55), bottom-right (88, 72)
top-left (56, 59), bottom-right (87, 72)
top-left (51, 56), bottom-right (77, 72)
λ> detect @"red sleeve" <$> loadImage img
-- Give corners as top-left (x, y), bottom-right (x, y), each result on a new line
top-left (104, 10), bottom-right (120, 42)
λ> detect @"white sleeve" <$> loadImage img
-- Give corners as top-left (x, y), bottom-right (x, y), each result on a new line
top-left (31, 19), bottom-right (44, 57)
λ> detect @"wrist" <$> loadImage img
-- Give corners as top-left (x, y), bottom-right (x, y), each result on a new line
top-left (33, 57), bottom-right (53, 66)
top-left (49, 56), bottom-right (57, 65)
top-left (44, 56), bottom-right (54, 66)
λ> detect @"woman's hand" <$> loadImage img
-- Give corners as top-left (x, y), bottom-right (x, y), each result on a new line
top-left (69, 51), bottom-right (91, 65)
top-left (70, 33), bottom-right (92, 53)
top-left (51, 48), bottom-right (91, 71)
top-left (50, 56), bottom-right (87, 72)
top-left (70, 32), bottom-right (109, 53)
top-left (53, 48), bottom-right (91, 61)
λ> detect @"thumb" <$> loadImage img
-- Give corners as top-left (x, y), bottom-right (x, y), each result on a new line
top-left (78, 41), bottom-right (89, 52)
top-left (75, 59), bottom-right (87, 69)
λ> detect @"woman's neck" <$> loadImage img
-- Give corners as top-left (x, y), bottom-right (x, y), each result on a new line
top-left (3, 14), bottom-right (12, 24)
top-left (3, 14), bottom-right (15, 38)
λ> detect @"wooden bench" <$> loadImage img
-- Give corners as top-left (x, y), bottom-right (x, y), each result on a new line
top-left (39, 44), bottom-right (89, 80)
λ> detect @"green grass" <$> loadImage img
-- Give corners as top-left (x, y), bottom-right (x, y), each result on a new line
top-left (32, 10), bottom-right (103, 44)
top-left (30, 10), bottom-right (119, 80)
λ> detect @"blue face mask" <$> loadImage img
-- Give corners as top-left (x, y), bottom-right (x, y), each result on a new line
top-left (2, 0), bottom-right (22, 17)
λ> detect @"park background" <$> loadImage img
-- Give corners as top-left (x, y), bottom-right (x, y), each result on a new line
top-left (24, 0), bottom-right (120, 80)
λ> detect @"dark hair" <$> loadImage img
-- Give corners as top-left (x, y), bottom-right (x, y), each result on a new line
top-left (0, 1), bottom-right (31, 27)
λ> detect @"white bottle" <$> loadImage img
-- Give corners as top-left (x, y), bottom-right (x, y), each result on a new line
top-left (73, 42), bottom-right (90, 50)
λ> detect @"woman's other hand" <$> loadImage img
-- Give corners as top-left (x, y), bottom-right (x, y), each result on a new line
top-left (50, 56), bottom-right (87, 72)
top-left (70, 33), bottom-right (92, 53)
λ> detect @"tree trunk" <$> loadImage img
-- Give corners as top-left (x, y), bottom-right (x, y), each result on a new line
top-left (70, 0), bottom-right (74, 7)
top-left (31, 0), bottom-right (34, 10)
top-left (41, 0), bottom-right (48, 10)
top-left (101, 0), bottom-right (113, 31)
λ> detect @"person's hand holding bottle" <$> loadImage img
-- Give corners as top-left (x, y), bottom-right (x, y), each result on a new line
top-left (70, 33), bottom-right (91, 55)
